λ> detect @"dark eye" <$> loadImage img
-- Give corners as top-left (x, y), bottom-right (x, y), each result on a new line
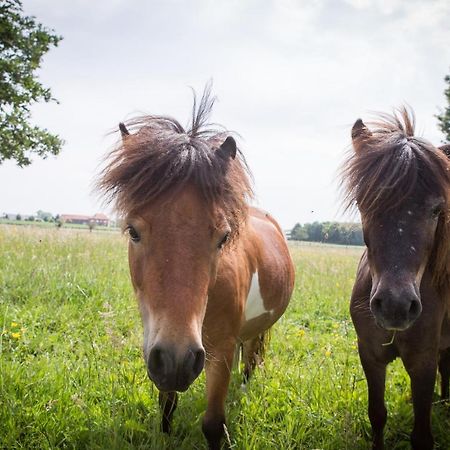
top-left (127, 225), bottom-right (140, 242)
top-left (431, 206), bottom-right (442, 219)
top-left (218, 231), bottom-right (230, 249)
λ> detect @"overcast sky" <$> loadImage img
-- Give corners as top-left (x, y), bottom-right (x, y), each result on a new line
top-left (1, 0), bottom-right (449, 228)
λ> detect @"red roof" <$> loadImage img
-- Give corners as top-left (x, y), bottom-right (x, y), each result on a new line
top-left (61, 213), bottom-right (109, 221)
top-left (93, 213), bottom-right (109, 220)
top-left (61, 214), bottom-right (90, 221)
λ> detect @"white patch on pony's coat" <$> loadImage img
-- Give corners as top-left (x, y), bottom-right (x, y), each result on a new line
top-left (244, 271), bottom-right (272, 321)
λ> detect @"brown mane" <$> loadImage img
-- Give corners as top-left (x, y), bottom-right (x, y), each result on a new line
top-left (97, 85), bottom-right (253, 240)
top-left (341, 107), bottom-right (450, 290)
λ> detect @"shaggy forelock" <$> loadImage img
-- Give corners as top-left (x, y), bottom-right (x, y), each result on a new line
top-left (97, 85), bottom-right (253, 240)
top-left (342, 107), bottom-right (450, 219)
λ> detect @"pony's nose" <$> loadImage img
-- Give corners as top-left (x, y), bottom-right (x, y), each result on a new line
top-left (370, 288), bottom-right (422, 330)
top-left (147, 345), bottom-right (205, 392)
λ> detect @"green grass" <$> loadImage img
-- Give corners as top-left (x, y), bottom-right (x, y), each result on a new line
top-left (0, 226), bottom-right (449, 449)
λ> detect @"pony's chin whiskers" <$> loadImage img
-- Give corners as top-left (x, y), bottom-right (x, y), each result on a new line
top-left (200, 335), bottom-right (220, 363)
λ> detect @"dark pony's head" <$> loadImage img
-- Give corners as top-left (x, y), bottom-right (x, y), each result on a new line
top-left (97, 86), bottom-right (253, 392)
top-left (342, 107), bottom-right (450, 331)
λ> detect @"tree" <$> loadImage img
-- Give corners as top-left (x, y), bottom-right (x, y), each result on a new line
top-left (289, 221), bottom-right (364, 246)
top-left (36, 209), bottom-right (52, 221)
top-left (323, 222), bottom-right (341, 243)
top-left (0, 0), bottom-right (63, 166)
top-left (305, 222), bottom-right (324, 242)
top-left (291, 223), bottom-right (308, 241)
top-left (437, 72), bottom-right (450, 142)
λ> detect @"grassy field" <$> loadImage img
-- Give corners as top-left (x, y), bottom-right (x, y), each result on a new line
top-left (0, 226), bottom-right (449, 449)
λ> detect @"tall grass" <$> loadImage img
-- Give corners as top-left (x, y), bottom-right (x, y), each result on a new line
top-left (0, 227), bottom-right (448, 449)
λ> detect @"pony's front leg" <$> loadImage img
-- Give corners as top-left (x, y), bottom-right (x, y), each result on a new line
top-left (359, 345), bottom-right (388, 450)
top-left (403, 353), bottom-right (437, 450)
top-left (158, 391), bottom-right (178, 434)
top-left (202, 344), bottom-right (234, 450)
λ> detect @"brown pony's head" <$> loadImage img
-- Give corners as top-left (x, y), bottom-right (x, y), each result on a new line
top-left (98, 87), bottom-right (253, 391)
top-left (342, 108), bottom-right (450, 331)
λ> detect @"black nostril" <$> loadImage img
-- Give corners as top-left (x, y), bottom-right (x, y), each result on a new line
top-left (183, 347), bottom-right (205, 380)
top-left (150, 346), bottom-right (162, 367)
top-left (408, 298), bottom-right (421, 318)
top-left (148, 346), bottom-right (166, 378)
top-left (192, 348), bottom-right (205, 377)
top-left (371, 297), bottom-right (383, 313)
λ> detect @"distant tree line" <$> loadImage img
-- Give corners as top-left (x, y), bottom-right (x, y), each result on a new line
top-left (290, 221), bottom-right (364, 246)
top-left (2, 211), bottom-right (64, 228)
top-left (2, 210), bottom-right (58, 222)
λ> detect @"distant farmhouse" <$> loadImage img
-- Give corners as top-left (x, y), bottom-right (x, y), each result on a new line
top-left (61, 213), bottom-right (109, 227)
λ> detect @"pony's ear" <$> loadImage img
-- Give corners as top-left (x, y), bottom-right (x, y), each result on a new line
top-left (438, 144), bottom-right (450, 158)
top-left (217, 136), bottom-right (237, 160)
top-left (351, 119), bottom-right (372, 153)
top-left (119, 122), bottom-right (130, 139)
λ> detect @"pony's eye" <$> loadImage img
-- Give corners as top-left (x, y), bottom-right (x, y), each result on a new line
top-left (218, 231), bottom-right (230, 249)
top-left (127, 225), bottom-right (140, 242)
top-left (431, 206), bottom-right (442, 219)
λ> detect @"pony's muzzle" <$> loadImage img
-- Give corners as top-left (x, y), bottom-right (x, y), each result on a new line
top-left (147, 344), bottom-right (205, 392)
top-left (370, 286), bottom-right (422, 331)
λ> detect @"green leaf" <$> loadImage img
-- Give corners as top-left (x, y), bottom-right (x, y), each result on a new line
top-left (0, 0), bottom-right (63, 166)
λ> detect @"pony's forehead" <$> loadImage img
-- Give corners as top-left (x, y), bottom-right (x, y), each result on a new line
top-left (359, 192), bottom-right (445, 221)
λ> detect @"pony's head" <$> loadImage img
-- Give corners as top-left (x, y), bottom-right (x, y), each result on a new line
top-left (98, 87), bottom-right (253, 391)
top-left (342, 108), bottom-right (450, 331)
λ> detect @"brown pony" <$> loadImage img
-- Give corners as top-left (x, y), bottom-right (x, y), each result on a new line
top-left (342, 108), bottom-right (450, 450)
top-left (98, 87), bottom-right (295, 449)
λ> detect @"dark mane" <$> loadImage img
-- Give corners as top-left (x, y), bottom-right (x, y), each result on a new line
top-left (97, 85), bottom-right (253, 240)
top-left (342, 107), bottom-right (450, 217)
top-left (341, 107), bottom-right (450, 288)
